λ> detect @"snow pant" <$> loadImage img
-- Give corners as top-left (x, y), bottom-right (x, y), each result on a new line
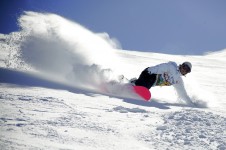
top-left (135, 68), bottom-right (157, 89)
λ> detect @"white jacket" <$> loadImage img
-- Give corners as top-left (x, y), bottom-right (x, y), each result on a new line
top-left (147, 61), bottom-right (182, 86)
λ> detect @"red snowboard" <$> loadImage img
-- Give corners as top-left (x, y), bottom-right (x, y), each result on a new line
top-left (133, 86), bottom-right (151, 101)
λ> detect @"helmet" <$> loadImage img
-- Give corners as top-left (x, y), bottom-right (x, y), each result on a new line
top-left (182, 61), bottom-right (192, 73)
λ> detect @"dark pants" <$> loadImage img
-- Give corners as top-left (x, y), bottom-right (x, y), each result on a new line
top-left (135, 68), bottom-right (157, 89)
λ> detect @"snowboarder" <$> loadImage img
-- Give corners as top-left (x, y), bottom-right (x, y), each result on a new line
top-left (131, 61), bottom-right (192, 89)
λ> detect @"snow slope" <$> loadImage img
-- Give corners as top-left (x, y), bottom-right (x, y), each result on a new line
top-left (0, 11), bottom-right (226, 150)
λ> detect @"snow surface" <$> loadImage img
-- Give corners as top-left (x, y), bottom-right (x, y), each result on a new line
top-left (0, 11), bottom-right (226, 150)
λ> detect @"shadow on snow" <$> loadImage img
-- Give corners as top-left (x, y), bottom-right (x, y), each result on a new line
top-left (0, 67), bottom-right (191, 109)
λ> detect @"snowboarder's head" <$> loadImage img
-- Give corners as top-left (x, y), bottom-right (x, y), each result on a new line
top-left (179, 62), bottom-right (192, 76)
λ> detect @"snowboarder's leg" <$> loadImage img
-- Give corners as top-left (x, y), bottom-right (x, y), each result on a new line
top-left (134, 68), bottom-right (156, 89)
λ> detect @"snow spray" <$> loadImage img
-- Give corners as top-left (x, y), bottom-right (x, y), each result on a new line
top-left (4, 11), bottom-right (122, 91)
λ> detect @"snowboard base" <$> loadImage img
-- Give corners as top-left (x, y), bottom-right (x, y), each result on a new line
top-left (133, 86), bottom-right (151, 101)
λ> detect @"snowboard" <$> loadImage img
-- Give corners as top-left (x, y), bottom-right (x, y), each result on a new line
top-left (133, 86), bottom-right (151, 101)
top-left (117, 75), bottom-right (151, 101)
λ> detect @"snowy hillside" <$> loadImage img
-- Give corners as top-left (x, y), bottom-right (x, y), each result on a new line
top-left (0, 11), bottom-right (226, 150)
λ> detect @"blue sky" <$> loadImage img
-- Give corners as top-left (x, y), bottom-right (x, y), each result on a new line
top-left (1, 0), bottom-right (226, 55)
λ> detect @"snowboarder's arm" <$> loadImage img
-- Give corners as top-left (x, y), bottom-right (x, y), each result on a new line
top-left (173, 79), bottom-right (193, 104)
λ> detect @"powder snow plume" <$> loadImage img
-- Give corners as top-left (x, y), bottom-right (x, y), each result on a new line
top-left (4, 11), bottom-right (122, 90)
